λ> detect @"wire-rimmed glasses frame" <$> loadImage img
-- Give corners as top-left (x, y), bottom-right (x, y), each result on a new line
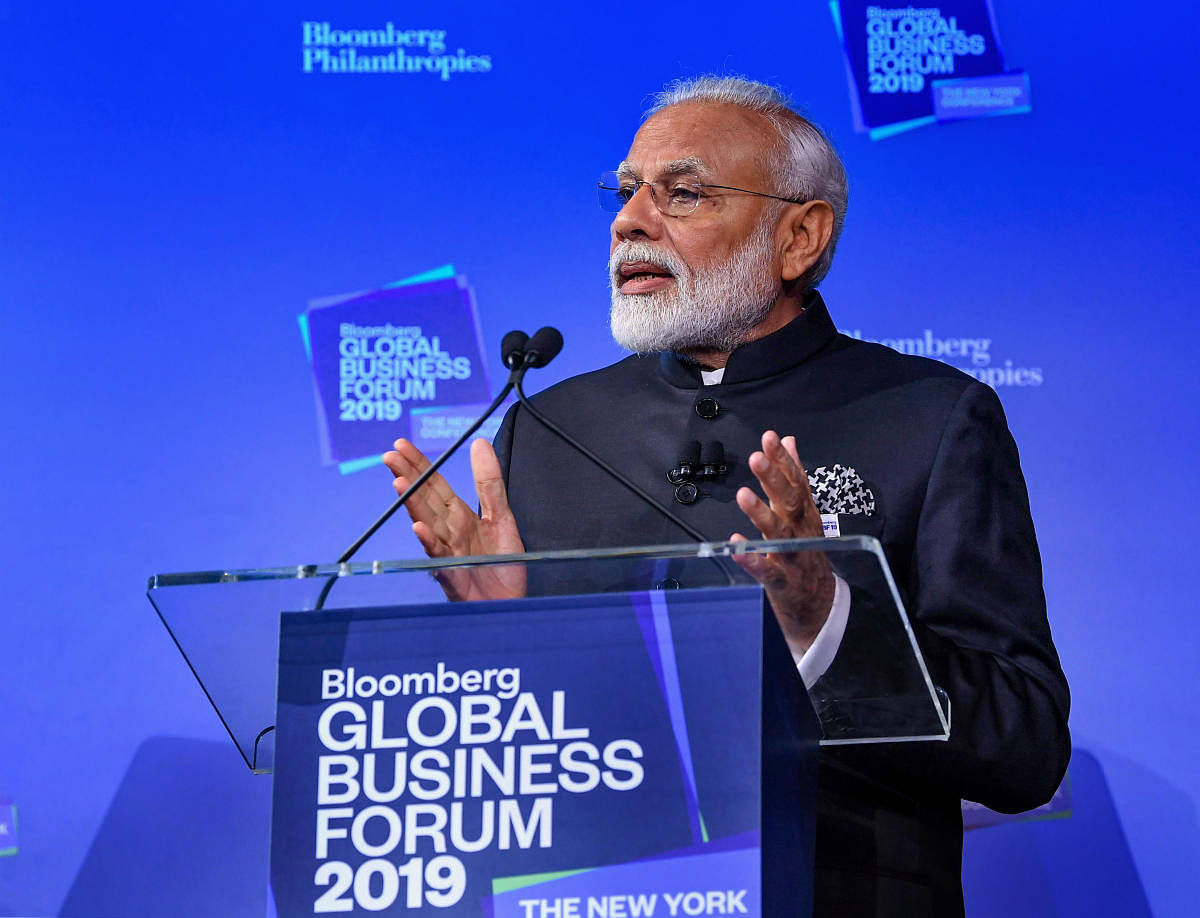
top-left (597, 170), bottom-right (807, 217)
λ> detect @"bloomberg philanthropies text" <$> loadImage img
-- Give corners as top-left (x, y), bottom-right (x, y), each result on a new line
top-left (301, 21), bottom-right (493, 79)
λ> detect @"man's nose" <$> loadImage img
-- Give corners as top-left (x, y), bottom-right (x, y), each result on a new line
top-left (611, 183), bottom-right (662, 242)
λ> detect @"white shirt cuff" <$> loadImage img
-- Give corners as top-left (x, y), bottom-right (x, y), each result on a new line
top-left (796, 572), bottom-right (850, 690)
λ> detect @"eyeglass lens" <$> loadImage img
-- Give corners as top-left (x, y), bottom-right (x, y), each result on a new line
top-left (597, 171), bottom-right (703, 217)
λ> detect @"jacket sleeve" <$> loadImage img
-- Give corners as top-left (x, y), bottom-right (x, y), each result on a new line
top-left (905, 381), bottom-right (1070, 812)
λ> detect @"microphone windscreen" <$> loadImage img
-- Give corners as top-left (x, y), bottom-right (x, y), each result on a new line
top-left (501, 330), bottom-right (529, 369)
top-left (526, 326), bottom-right (564, 368)
top-left (680, 440), bottom-right (701, 464)
top-left (700, 440), bottom-right (724, 464)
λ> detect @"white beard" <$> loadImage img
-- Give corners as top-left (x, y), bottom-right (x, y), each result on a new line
top-left (609, 217), bottom-right (781, 355)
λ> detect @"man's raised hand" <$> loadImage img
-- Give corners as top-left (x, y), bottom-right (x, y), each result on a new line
top-left (731, 430), bottom-right (835, 655)
top-left (381, 438), bottom-right (526, 602)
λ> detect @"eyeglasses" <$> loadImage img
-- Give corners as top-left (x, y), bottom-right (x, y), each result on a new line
top-left (597, 170), bottom-right (806, 217)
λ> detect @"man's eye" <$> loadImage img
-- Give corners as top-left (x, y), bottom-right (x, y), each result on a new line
top-left (666, 185), bottom-right (701, 205)
top-left (616, 184), bottom-right (638, 203)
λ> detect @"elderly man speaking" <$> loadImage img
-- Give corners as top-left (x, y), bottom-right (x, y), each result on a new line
top-left (383, 76), bottom-right (1070, 917)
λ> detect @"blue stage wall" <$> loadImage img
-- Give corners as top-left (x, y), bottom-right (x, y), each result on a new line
top-left (0, 1), bottom-right (1196, 915)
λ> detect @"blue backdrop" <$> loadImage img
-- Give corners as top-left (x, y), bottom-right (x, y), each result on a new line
top-left (1, 1), bottom-right (1196, 915)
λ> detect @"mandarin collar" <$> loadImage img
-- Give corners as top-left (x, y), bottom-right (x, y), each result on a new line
top-left (658, 290), bottom-right (840, 388)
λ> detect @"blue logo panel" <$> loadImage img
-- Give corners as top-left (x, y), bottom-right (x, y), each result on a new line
top-left (269, 588), bottom-right (765, 916)
top-left (301, 269), bottom-right (492, 469)
top-left (832, 0), bottom-right (1027, 138)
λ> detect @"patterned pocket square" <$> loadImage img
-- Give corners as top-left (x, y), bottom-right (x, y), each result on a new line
top-left (808, 464), bottom-right (876, 516)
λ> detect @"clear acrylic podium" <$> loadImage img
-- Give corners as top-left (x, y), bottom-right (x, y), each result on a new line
top-left (147, 536), bottom-right (949, 775)
top-left (148, 536), bottom-right (950, 917)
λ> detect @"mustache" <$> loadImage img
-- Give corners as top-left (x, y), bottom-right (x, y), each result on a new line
top-left (608, 242), bottom-right (688, 287)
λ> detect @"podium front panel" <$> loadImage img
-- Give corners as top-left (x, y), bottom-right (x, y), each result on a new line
top-left (269, 586), bottom-right (800, 917)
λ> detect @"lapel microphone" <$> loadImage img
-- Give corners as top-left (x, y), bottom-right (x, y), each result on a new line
top-left (667, 440), bottom-right (727, 503)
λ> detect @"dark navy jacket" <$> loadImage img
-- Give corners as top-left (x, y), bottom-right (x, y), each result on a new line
top-left (495, 292), bottom-right (1071, 917)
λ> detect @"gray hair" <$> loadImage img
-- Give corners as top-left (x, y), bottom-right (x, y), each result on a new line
top-left (646, 75), bottom-right (848, 289)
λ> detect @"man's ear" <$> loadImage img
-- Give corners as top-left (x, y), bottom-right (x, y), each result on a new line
top-left (779, 200), bottom-right (835, 283)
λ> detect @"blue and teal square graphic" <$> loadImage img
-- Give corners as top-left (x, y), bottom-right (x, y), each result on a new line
top-left (300, 265), bottom-right (494, 473)
top-left (831, 0), bottom-right (1030, 139)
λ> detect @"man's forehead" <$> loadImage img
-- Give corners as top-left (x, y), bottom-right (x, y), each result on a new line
top-left (621, 102), bottom-right (774, 183)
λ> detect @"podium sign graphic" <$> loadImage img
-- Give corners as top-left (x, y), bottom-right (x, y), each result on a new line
top-left (269, 586), bottom-right (808, 917)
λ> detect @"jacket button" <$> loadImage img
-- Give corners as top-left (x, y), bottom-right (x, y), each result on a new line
top-left (695, 397), bottom-right (719, 419)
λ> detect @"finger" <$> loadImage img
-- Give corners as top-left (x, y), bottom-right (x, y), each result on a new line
top-left (384, 438), bottom-right (428, 472)
top-left (779, 435), bottom-right (823, 531)
top-left (754, 432), bottom-right (816, 525)
top-left (778, 435), bottom-right (818, 501)
top-left (736, 484), bottom-right (791, 539)
top-left (390, 454), bottom-right (476, 546)
top-left (381, 447), bottom-right (419, 479)
top-left (729, 531), bottom-right (767, 579)
top-left (470, 439), bottom-right (512, 523)
top-left (761, 430), bottom-right (806, 494)
top-left (386, 438), bottom-right (460, 508)
top-left (391, 476), bottom-right (455, 546)
top-left (747, 448), bottom-right (805, 522)
top-left (781, 434), bottom-right (802, 467)
top-left (411, 520), bottom-right (449, 558)
top-left (383, 441), bottom-right (434, 492)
